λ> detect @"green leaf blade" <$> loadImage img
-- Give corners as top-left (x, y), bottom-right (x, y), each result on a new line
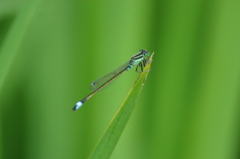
top-left (0, 0), bottom-right (43, 90)
top-left (88, 53), bottom-right (154, 159)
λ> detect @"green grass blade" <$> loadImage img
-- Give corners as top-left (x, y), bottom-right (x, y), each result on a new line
top-left (0, 0), bottom-right (43, 90)
top-left (88, 53), bottom-right (154, 159)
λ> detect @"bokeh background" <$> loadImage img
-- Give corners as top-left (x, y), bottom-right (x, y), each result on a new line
top-left (1, 0), bottom-right (240, 159)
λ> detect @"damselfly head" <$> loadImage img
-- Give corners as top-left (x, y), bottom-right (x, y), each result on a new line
top-left (139, 49), bottom-right (150, 56)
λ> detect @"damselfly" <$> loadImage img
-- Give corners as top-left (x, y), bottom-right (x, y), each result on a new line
top-left (73, 49), bottom-right (151, 111)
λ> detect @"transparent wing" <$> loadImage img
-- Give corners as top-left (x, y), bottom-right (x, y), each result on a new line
top-left (90, 61), bottom-right (130, 91)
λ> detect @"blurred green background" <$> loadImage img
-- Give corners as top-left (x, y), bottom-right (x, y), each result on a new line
top-left (1, 0), bottom-right (240, 159)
